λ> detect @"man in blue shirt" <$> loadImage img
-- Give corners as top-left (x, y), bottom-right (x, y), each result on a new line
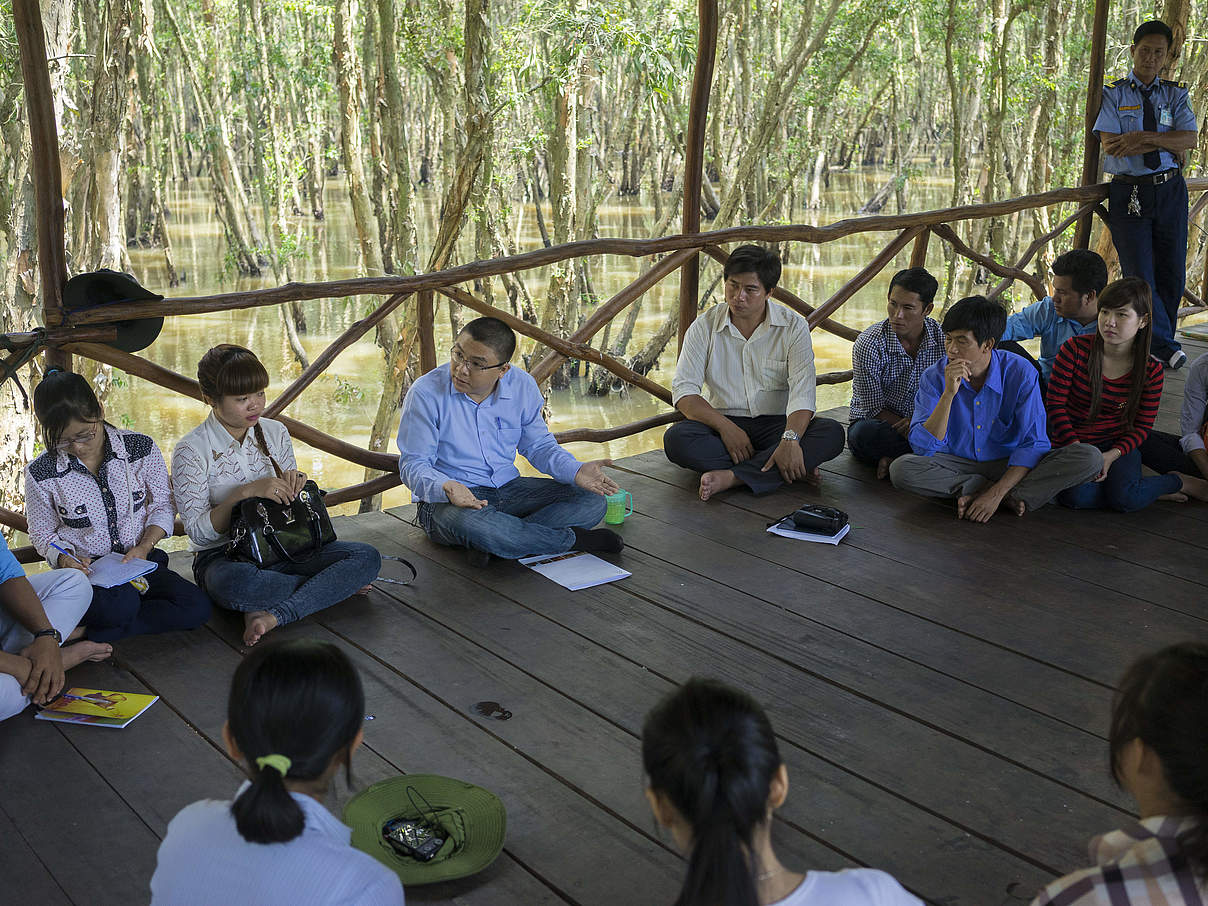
top-left (998, 249), bottom-right (1107, 386)
top-left (397, 316), bottom-right (622, 564)
top-left (0, 534), bottom-right (102, 721)
top-left (890, 296), bottom-right (1102, 523)
top-left (1094, 19), bottom-right (1198, 370)
top-left (848, 266), bottom-right (945, 479)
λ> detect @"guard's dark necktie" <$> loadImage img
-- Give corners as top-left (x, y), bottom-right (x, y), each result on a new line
top-left (1139, 85), bottom-right (1162, 171)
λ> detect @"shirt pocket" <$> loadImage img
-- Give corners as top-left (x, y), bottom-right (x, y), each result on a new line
top-left (498, 427), bottom-right (523, 451)
top-left (1116, 111), bottom-right (1142, 134)
top-left (760, 358), bottom-right (790, 392)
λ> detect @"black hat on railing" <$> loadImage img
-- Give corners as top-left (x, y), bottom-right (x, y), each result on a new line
top-left (62, 269), bottom-right (165, 353)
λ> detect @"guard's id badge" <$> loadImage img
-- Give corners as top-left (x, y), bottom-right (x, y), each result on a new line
top-left (1160, 106), bottom-right (1174, 127)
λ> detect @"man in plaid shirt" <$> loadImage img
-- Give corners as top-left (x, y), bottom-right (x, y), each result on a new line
top-left (848, 268), bottom-right (945, 478)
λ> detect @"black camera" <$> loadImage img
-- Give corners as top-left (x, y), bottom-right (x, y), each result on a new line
top-left (382, 816), bottom-right (446, 862)
top-left (790, 504), bottom-right (848, 536)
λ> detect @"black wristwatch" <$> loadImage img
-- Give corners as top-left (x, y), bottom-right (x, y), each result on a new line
top-left (32, 627), bottom-right (62, 644)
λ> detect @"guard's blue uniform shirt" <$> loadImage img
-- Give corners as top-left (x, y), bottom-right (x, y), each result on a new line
top-left (1093, 70), bottom-right (1196, 175)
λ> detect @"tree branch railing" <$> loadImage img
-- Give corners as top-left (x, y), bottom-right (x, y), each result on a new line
top-left (5, 178), bottom-right (1208, 556)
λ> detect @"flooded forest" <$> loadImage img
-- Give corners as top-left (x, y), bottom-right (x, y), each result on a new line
top-left (3, 0), bottom-right (1208, 519)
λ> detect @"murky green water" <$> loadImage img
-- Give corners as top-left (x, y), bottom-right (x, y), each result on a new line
top-left (112, 169), bottom-right (973, 516)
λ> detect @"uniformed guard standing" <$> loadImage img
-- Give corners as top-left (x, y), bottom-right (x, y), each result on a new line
top-left (1094, 20), bottom-right (1198, 370)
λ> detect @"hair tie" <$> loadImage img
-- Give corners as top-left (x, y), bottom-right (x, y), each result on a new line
top-left (41, 367), bottom-right (63, 380)
top-left (254, 754), bottom-right (292, 777)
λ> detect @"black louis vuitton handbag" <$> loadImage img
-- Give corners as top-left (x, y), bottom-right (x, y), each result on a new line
top-left (226, 426), bottom-right (336, 568)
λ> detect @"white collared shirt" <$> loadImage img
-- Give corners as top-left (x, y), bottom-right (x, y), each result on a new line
top-left (171, 412), bottom-right (296, 551)
top-left (150, 782), bottom-right (405, 906)
top-left (672, 301), bottom-right (817, 418)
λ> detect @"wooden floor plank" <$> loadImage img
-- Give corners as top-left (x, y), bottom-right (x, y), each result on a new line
top-left (343, 510), bottom-right (1054, 905)
top-left (0, 806), bottom-right (72, 905)
top-left (0, 711), bottom-right (161, 905)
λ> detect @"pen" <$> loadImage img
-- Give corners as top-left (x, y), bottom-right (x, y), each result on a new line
top-left (47, 542), bottom-right (90, 573)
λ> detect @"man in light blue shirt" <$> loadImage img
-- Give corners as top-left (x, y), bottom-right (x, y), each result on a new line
top-left (397, 316), bottom-right (622, 563)
top-left (998, 249), bottom-right (1107, 385)
top-left (890, 296), bottom-right (1101, 523)
top-left (0, 534), bottom-right (99, 721)
top-left (1094, 19), bottom-right (1198, 369)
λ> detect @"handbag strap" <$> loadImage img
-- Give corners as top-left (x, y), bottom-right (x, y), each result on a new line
top-left (374, 554), bottom-right (417, 587)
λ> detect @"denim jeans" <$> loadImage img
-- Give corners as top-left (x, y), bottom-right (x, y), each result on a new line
top-left (84, 548), bottom-right (211, 643)
top-left (417, 476), bottom-right (607, 560)
top-left (194, 541), bottom-right (381, 626)
top-left (1057, 447), bottom-right (1182, 512)
top-left (846, 418), bottom-right (912, 465)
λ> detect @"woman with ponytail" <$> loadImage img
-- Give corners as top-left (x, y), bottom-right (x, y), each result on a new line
top-left (150, 638), bottom-right (404, 904)
top-left (171, 345), bottom-right (380, 647)
top-left (1031, 643), bottom-right (1208, 905)
top-left (642, 678), bottom-right (921, 906)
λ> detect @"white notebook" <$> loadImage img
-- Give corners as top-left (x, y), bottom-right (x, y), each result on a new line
top-left (85, 552), bottom-right (159, 589)
top-left (519, 550), bottom-right (631, 591)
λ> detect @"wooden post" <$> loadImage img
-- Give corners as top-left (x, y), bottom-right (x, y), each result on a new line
top-left (417, 289), bottom-right (437, 374)
top-left (1074, 0), bottom-right (1110, 249)
top-left (909, 229), bottom-right (930, 268)
top-left (13, 0), bottom-right (70, 369)
top-left (677, 0), bottom-right (718, 353)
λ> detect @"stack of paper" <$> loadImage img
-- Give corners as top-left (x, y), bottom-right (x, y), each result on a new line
top-left (85, 552), bottom-right (158, 589)
top-left (766, 519), bottom-right (850, 545)
top-left (519, 551), bottom-right (631, 591)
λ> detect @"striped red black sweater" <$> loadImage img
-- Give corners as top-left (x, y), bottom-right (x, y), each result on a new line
top-left (1044, 333), bottom-right (1163, 455)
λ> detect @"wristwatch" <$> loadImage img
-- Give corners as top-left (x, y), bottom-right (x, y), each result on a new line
top-left (32, 627), bottom-right (62, 644)
top-left (781, 429), bottom-right (800, 442)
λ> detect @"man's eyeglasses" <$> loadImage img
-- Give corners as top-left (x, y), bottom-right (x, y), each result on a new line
top-left (450, 345), bottom-right (507, 374)
top-left (56, 425), bottom-right (100, 451)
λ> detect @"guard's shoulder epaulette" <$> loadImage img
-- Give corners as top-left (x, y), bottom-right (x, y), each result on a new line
top-left (1160, 78), bottom-right (1188, 89)
top-left (1107, 76), bottom-right (1128, 89)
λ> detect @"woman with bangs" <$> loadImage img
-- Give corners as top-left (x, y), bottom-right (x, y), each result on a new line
top-left (171, 345), bottom-right (380, 647)
top-left (1045, 276), bottom-right (1208, 511)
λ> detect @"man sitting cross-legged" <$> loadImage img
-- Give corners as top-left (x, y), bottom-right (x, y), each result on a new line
top-left (848, 266), bottom-right (945, 479)
top-left (890, 295), bottom-right (1102, 523)
top-left (397, 316), bottom-right (622, 566)
top-left (1, 534), bottom-right (110, 722)
top-left (663, 244), bottom-right (845, 501)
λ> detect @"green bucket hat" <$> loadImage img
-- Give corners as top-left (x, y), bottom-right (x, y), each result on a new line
top-left (344, 774), bottom-right (507, 886)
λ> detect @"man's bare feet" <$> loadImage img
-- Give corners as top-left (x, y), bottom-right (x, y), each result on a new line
top-left (61, 640), bottom-right (113, 669)
top-left (1159, 491), bottom-right (1189, 503)
top-left (699, 469), bottom-right (739, 501)
top-left (356, 585), bottom-right (374, 595)
top-left (243, 611), bottom-right (279, 647)
top-left (804, 467), bottom-right (822, 487)
top-left (955, 495), bottom-right (972, 519)
top-left (1174, 472), bottom-right (1208, 503)
top-left (876, 457), bottom-right (893, 480)
top-left (1003, 494), bottom-right (1026, 516)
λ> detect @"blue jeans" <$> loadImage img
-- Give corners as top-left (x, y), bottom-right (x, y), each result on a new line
top-left (417, 477), bottom-right (607, 560)
top-left (194, 541), bottom-right (381, 626)
top-left (84, 548), bottom-right (211, 643)
top-left (1057, 447), bottom-right (1182, 512)
top-left (847, 418), bottom-right (912, 465)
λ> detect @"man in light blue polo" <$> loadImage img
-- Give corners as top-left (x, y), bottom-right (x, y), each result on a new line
top-left (397, 316), bottom-right (623, 565)
top-left (1094, 19), bottom-right (1197, 369)
top-left (998, 249), bottom-right (1107, 387)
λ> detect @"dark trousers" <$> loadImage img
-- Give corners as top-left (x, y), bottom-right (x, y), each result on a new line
top-left (663, 414), bottom-right (845, 495)
top-left (1108, 173), bottom-right (1188, 359)
top-left (847, 418), bottom-right (911, 465)
top-left (84, 548), bottom-right (211, 643)
top-left (1057, 447), bottom-right (1181, 512)
top-left (1139, 429), bottom-right (1198, 475)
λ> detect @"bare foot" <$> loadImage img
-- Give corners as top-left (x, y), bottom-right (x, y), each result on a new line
top-left (876, 457), bottom-right (893, 480)
top-left (60, 640), bottom-right (113, 669)
top-left (804, 467), bottom-right (822, 487)
top-left (699, 469), bottom-right (739, 501)
top-left (1174, 472), bottom-right (1208, 503)
top-left (356, 585), bottom-right (374, 595)
top-left (243, 611), bottom-right (280, 647)
top-left (956, 495), bottom-right (972, 519)
top-left (1159, 491), bottom-right (1189, 503)
top-left (1003, 495), bottom-right (1026, 516)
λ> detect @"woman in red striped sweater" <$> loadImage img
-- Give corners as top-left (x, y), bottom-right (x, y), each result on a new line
top-left (1046, 277), bottom-right (1208, 511)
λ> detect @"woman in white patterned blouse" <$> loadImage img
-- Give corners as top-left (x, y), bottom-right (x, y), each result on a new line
top-left (171, 345), bottom-right (380, 647)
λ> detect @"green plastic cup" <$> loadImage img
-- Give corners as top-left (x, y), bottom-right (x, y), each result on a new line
top-left (604, 489), bottom-right (633, 525)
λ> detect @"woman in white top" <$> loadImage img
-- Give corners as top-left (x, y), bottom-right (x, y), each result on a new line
top-left (642, 678), bottom-right (922, 906)
top-left (171, 345), bottom-right (380, 647)
top-left (150, 637), bottom-right (405, 905)
top-left (25, 369), bottom-right (210, 642)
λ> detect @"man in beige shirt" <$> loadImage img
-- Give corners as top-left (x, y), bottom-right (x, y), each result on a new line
top-left (665, 244), bottom-right (845, 500)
